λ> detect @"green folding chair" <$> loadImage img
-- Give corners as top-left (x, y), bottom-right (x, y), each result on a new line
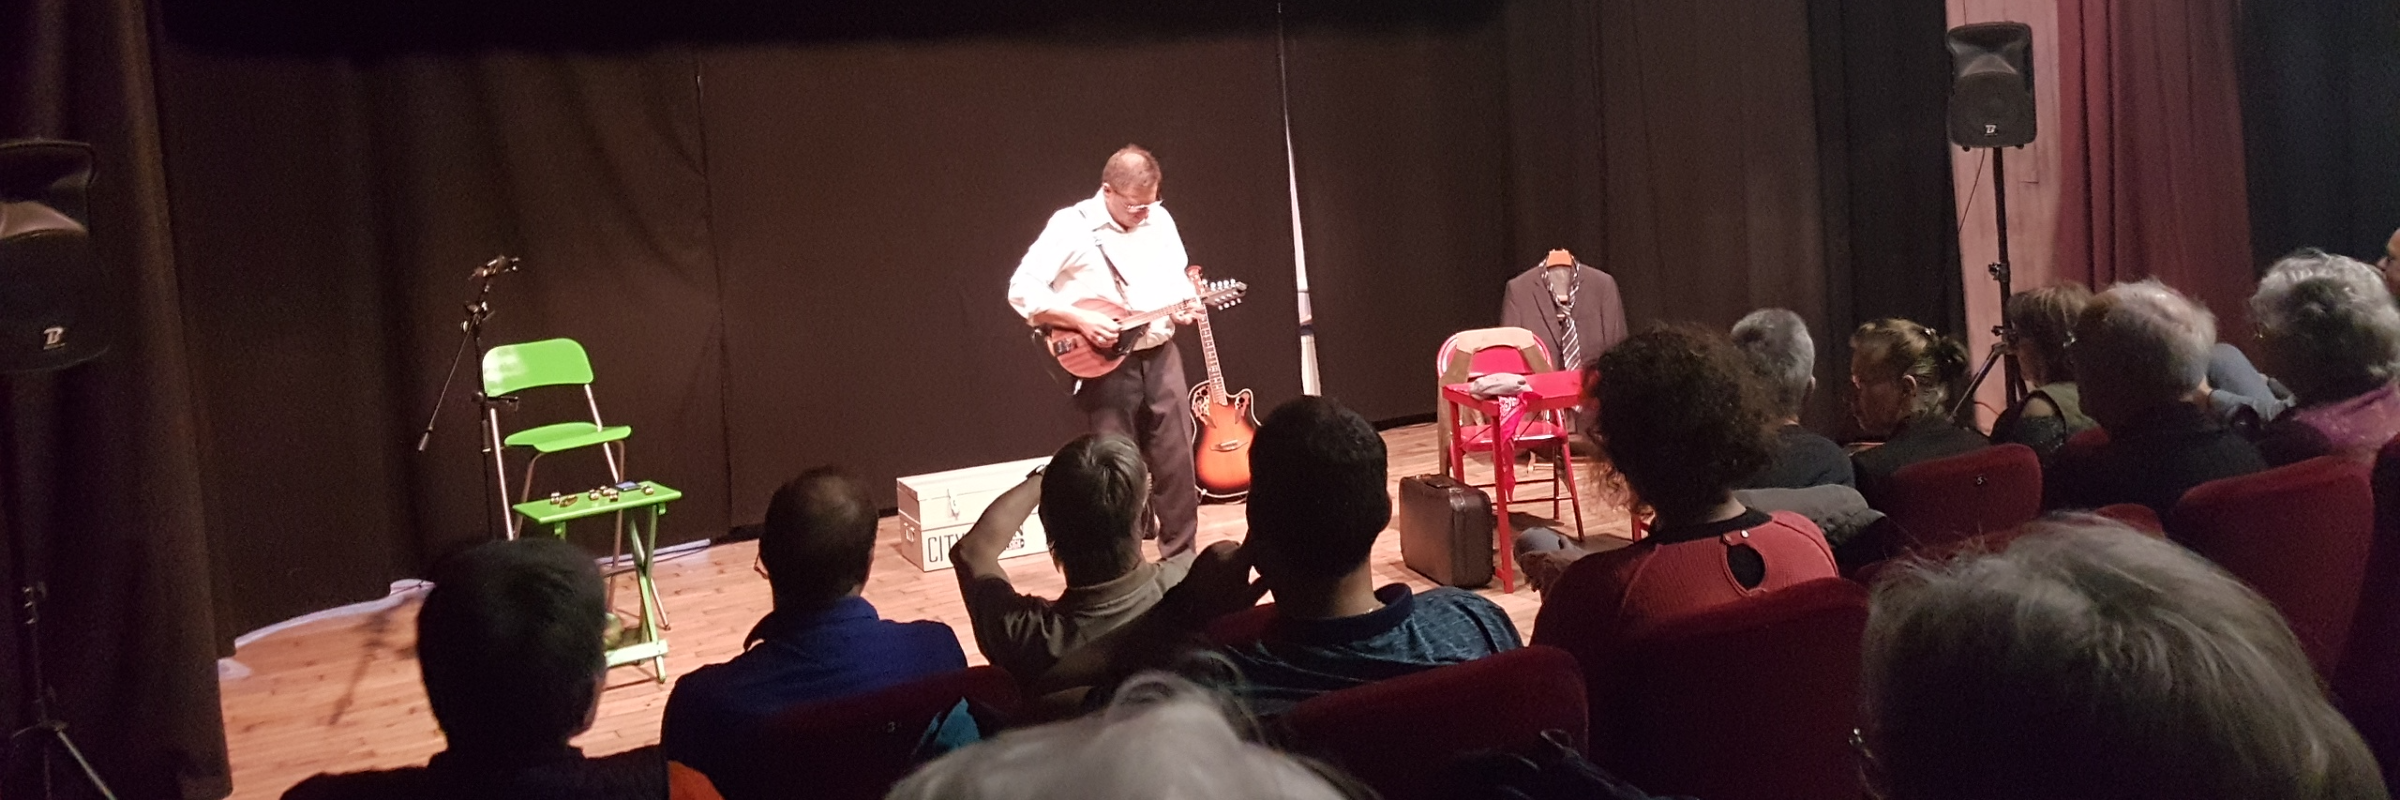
top-left (482, 338), bottom-right (674, 680)
top-left (481, 337), bottom-right (631, 538)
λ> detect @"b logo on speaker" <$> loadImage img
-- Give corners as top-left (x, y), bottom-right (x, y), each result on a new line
top-left (42, 326), bottom-right (64, 351)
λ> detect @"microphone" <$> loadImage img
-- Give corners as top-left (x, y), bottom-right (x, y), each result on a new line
top-left (470, 255), bottom-right (522, 281)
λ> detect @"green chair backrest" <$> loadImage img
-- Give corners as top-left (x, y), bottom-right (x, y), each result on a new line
top-left (483, 338), bottom-right (596, 397)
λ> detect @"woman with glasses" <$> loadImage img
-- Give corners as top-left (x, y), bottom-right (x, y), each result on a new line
top-left (1989, 283), bottom-right (2099, 463)
top-left (2248, 249), bottom-right (2400, 465)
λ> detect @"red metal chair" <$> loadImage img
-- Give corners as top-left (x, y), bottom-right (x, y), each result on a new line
top-left (1876, 443), bottom-right (2042, 552)
top-left (1604, 578), bottom-right (1869, 800)
top-left (1437, 327), bottom-right (1586, 538)
top-left (2168, 456), bottom-right (2375, 680)
top-left (2343, 436), bottom-right (2400, 787)
top-left (1203, 601), bottom-right (1278, 648)
top-left (2092, 502), bottom-right (2164, 535)
top-left (719, 666), bottom-right (1020, 800)
top-left (1279, 646), bottom-right (1587, 800)
top-left (669, 760), bottom-right (727, 800)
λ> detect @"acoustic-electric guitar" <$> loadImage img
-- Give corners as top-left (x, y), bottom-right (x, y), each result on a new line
top-left (1184, 266), bottom-right (1259, 500)
top-left (1033, 278), bottom-right (1248, 379)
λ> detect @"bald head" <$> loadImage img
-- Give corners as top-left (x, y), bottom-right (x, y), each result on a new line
top-left (1102, 145), bottom-right (1161, 192)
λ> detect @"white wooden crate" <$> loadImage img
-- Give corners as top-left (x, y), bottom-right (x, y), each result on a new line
top-left (897, 455), bottom-right (1051, 571)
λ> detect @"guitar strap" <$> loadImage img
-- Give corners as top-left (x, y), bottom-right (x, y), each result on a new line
top-left (1078, 207), bottom-right (1136, 306)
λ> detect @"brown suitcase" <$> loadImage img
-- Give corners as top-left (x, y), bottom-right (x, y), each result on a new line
top-left (1398, 474), bottom-right (1496, 587)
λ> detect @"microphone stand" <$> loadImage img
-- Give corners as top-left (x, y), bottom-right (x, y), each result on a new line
top-left (415, 257), bottom-right (513, 540)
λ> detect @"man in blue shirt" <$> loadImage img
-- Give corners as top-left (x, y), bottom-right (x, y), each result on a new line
top-left (661, 468), bottom-right (966, 783)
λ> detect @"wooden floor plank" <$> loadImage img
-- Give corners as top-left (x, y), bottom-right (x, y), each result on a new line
top-left (217, 423), bottom-right (1630, 799)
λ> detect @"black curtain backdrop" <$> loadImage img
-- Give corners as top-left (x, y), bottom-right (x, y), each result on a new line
top-left (1808, 0), bottom-right (1966, 436)
top-left (0, 0), bottom-right (233, 796)
top-left (1, 0), bottom-right (1960, 793)
top-left (2240, 0), bottom-right (2400, 264)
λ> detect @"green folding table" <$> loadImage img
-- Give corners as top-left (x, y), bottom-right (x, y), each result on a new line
top-left (513, 482), bottom-right (680, 683)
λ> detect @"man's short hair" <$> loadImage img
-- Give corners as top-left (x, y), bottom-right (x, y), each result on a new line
top-left (885, 672), bottom-right (1355, 800)
top-left (1102, 145), bottom-right (1161, 191)
top-left (1246, 396), bottom-right (1389, 582)
top-left (1730, 308), bottom-right (1816, 419)
top-left (1863, 515), bottom-right (2384, 800)
top-left (1591, 325), bottom-right (1778, 516)
top-left (2073, 279), bottom-right (2216, 412)
top-left (2249, 248), bottom-right (2400, 401)
top-left (760, 467), bottom-right (879, 612)
top-left (1040, 433), bottom-right (1148, 586)
top-left (417, 538), bottom-right (607, 753)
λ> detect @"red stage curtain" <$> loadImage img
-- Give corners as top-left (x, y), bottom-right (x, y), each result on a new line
top-left (2055, 0), bottom-right (2255, 333)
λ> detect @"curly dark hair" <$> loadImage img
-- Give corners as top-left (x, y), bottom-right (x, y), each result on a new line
top-left (1588, 325), bottom-right (1778, 516)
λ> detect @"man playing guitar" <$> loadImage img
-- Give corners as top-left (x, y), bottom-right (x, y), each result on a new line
top-left (1008, 145), bottom-right (1202, 559)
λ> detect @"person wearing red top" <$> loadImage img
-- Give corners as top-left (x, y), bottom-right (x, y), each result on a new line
top-left (1524, 326), bottom-right (1838, 748)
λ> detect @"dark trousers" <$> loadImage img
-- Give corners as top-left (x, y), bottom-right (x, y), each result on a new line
top-left (1075, 339), bottom-right (1199, 557)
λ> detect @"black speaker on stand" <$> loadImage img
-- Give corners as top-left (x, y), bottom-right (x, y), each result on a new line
top-left (0, 138), bottom-right (118, 800)
top-left (1946, 22), bottom-right (2036, 418)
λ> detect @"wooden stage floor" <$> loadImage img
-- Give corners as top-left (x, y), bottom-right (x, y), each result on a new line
top-left (217, 423), bottom-right (1632, 799)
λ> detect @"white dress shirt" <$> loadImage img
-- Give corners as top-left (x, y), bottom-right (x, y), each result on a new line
top-left (1008, 191), bottom-right (1194, 352)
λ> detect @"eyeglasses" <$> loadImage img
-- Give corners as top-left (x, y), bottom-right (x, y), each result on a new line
top-left (1851, 727), bottom-right (1890, 799)
top-left (1104, 184), bottom-right (1160, 214)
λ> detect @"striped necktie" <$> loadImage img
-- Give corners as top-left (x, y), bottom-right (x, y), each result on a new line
top-left (1553, 273), bottom-right (1582, 372)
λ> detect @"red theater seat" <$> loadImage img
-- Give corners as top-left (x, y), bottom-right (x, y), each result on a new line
top-left (1877, 443), bottom-right (2043, 552)
top-left (719, 666), bottom-right (1020, 800)
top-left (2168, 456), bottom-right (2375, 680)
top-left (1605, 578), bottom-right (1869, 800)
top-left (1279, 646), bottom-right (1587, 800)
top-left (2346, 436), bottom-right (2400, 788)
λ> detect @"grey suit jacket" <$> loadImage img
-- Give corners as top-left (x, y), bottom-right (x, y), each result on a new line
top-left (1500, 263), bottom-right (1626, 371)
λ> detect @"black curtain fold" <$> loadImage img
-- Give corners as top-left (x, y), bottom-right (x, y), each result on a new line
top-left (2239, 0), bottom-right (2400, 264)
top-left (1, 0), bottom-right (233, 795)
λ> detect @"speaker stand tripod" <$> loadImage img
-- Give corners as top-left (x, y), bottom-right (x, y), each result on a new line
top-left (0, 377), bottom-right (116, 800)
top-left (1954, 145), bottom-right (2028, 419)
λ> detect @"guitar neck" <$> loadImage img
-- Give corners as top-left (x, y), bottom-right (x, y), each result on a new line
top-left (1113, 301), bottom-right (1186, 331)
top-left (1194, 306), bottom-right (1228, 404)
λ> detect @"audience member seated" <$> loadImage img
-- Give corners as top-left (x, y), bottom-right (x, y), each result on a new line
top-left (282, 539), bottom-right (664, 800)
top-left (1037, 396), bottom-right (1521, 716)
top-left (2380, 225), bottom-right (2400, 297)
top-left (886, 672), bottom-right (1369, 800)
top-left (1731, 308), bottom-right (1853, 489)
top-left (2248, 249), bottom-right (2400, 465)
top-left (953, 433), bottom-right (1189, 683)
top-left (1858, 515), bottom-right (2386, 800)
top-left (1846, 318), bottom-right (1988, 506)
top-left (2046, 281), bottom-right (2266, 514)
top-left (1522, 325), bottom-right (1838, 644)
top-left (661, 468), bottom-right (966, 783)
top-left (1990, 283), bottom-right (2098, 462)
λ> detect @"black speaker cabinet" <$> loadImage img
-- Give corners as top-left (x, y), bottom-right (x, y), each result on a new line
top-left (1946, 22), bottom-right (2036, 148)
top-left (0, 139), bottom-right (108, 374)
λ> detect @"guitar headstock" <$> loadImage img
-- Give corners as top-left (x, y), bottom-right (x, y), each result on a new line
top-left (1187, 265), bottom-right (1247, 311)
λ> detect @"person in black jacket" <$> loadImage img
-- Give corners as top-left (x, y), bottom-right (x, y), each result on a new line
top-left (1731, 308), bottom-right (1852, 489)
top-left (283, 539), bottom-right (663, 800)
top-left (2045, 280), bottom-right (2265, 515)
top-left (1847, 318), bottom-right (1989, 507)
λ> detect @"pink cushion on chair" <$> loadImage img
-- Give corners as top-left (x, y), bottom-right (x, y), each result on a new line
top-left (1280, 646), bottom-right (1587, 800)
top-left (1607, 578), bottom-right (1869, 800)
top-left (2168, 455), bottom-right (2375, 680)
top-left (1878, 443), bottom-right (2043, 552)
